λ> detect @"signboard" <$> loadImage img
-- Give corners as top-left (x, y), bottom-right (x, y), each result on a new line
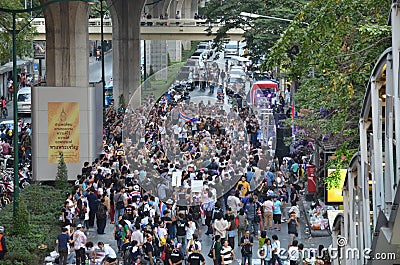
top-left (33, 41), bottom-right (46, 59)
top-left (48, 102), bottom-right (80, 163)
top-left (326, 169), bottom-right (347, 203)
top-left (307, 165), bottom-right (316, 193)
top-left (191, 180), bottom-right (203, 193)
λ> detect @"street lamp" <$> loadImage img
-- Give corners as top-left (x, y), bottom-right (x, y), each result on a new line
top-left (240, 11), bottom-right (309, 25)
top-left (240, 11), bottom-right (296, 23)
top-left (100, 0), bottom-right (105, 121)
top-left (0, 0), bottom-right (97, 221)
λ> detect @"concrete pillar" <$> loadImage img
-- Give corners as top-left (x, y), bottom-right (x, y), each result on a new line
top-left (182, 0), bottom-right (192, 18)
top-left (149, 40), bottom-right (168, 80)
top-left (191, 0), bottom-right (198, 18)
top-left (167, 40), bottom-right (182, 62)
top-left (42, 1), bottom-right (89, 88)
top-left (109, 0), bottom-right (145, 108)
top-left (182, 40), bottom-right (191, 50)
top-left (146, 1), bottom-right (168, 80)
top-left (162, 0), bottom-right (173, 18)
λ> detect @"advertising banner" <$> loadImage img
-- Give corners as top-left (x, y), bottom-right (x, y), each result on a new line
top-left (327, 169), bottom-right (347, 203)
top-left (48, 102), bottom-right (80, 163)
top-left (307, 164), bottom-right (317, 193)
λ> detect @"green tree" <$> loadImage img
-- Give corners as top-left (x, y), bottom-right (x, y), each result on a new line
top-left (55, 152), bottom-right (69, 190)
top-left (0, 0), bottom-right (37, 65)
top-left (266, 0), bottom-right (390, 160)
top-left (204, 0), bottom-right (308, 63)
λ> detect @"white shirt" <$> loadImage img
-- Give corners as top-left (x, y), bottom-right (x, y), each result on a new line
top-left (288, 246), bottom-right (299, 261)
top-left (214, 219), bottom-right (228, 239)
top-left (158, 227), bottom-right (168, 239)
top-left (272, 240), bottom-right (281, 255)
top-left (131, 230), bottom-right (144, 245)
top-left (73, 229), bottom-right (87, 250)
top-left (263, 200), bottom-right (274, 213)
top-left (103, 244), bottom-right (117, 259)
top-left (227, 195), bottom-right (241, 212)
top-left (186, 221), bottom-right (197, 240)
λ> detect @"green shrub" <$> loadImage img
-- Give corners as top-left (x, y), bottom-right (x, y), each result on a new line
top-left (0, 184), bottom-right (67, 264)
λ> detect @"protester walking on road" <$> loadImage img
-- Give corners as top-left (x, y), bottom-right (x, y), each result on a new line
top-left (0, 226), bottom-right (8, 260)
top-left (56, 227), bottom-right (71, 265)
top-left (271, 234), bottom-right (283, 265)
top-left (114, 187), bottom-right (126, 224)
top-left (72, 224), bottom-right (87, 265)
top-left (96, 197), bottom-right (108, 234)
top-left (221, 239), bottom-right (235, 265)
top-left (287, 212), bottom-right (299, 240)
top-left (240, 230), bottom-right (254, 265)
top-left (87, 187), bottom-right (99, 228)
top-left (212, 235), bottom-right (222, 265)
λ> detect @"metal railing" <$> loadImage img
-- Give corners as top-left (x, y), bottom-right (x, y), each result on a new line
top-left (32, 17), bottom-right (222, 27)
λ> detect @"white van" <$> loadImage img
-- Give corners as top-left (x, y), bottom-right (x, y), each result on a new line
top-left (17, 87), bottom-right (31, 114)
top-left (224, 41), bottom-right (239, 58)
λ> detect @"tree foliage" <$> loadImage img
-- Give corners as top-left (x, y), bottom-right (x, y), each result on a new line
top-left (204, 0), bottom-right (308, 63)
top-left (55, 152), bottom-right (69, 190)
top-left (0, 0), bottom-right (37, 65)
top-left (266, 0), bottom-right (391, 152)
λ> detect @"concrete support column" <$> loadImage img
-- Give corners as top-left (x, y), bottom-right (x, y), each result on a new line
top-left (167, 40), bottom-right (182, 62)
top-left (42, 1), bottom-right (89, 87)
top-left (182, 0), bottom-right (192, 18)
top-left (150, 40), bottom-right (168, 80)
top-left (109, 0), bottom-right (145, 108)
top-left (182, 40), bottom-right (191, 50)
top-left (162, 0), bottom-right (173, 18)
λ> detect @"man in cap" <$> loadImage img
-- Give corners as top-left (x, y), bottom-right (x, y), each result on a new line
top-left (72, 224), bottom-right (87, 265)
top-left (0, 226), bottom-right (8, 260)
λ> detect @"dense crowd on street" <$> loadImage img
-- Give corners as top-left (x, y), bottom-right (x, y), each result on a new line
top-left (54, 76), bottom-right (332, 265)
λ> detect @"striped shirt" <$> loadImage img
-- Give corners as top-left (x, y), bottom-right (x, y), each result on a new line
top-left (220, 246), bottom-right (234, 264)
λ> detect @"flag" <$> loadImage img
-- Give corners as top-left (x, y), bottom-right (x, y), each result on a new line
top-left (179, 109), bottom-right (200, 123)
top-left (160, 201), bottom-right (167, 217)
top-left (200, 204), bottom-right (205, 217)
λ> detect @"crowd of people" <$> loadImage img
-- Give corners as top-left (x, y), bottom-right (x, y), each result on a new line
top-left (55, 73), bottom-right (332, 265)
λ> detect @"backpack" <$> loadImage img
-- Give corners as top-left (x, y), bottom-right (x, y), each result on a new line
top-left (96, 204), bottom-right (107, 219)
top-left (116, 194), bottom-right (125, 210)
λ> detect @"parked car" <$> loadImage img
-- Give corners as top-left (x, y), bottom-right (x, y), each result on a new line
top-left (17, 87), bottom-right (31, 115)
